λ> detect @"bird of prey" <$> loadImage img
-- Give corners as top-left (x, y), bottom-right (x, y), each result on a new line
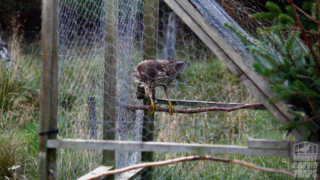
top-left (133, 59), bottom-right (190, 115)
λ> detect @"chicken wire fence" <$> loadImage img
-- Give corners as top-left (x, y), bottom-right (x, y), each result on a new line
top-left (54, 0), bottom-right (291, 179)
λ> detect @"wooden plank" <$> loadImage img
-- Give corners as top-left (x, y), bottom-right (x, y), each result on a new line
top-left (47, 139), bottom-right (290, 158)
top-left (77, 166), bottom-right (114, 180)
top-left (116, 168), bottom-right (145, 180)
top-left (163, 0), bottom-right (320, 139)
top-left (103, 1), bottom-right (118, 180)
top-left (142, 0), bottom-right (159, 180)
top-left (248, 138), bottom-right (291, 150)
top-left (155, 98), bottom-right (266, 109)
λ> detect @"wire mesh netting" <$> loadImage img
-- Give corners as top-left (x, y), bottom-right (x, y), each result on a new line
top-left (56, 0), bottom-right (293, 179)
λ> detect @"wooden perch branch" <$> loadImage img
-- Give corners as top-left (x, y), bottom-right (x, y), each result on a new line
top-left (117, 102), bottom-right (264, 114)
top-left (155, 98), bottom-right (266, 109)
top-left (81, 156), bottom-right (294, 180)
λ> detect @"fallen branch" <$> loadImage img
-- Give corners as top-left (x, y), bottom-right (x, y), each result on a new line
top-left (81, 156), bottom-right (294, 180)
top-left (117, 102), bottom-right (264, 114)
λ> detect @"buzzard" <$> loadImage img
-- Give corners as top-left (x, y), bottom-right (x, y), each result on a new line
top-left (133, 59), bottom-right (190, 115)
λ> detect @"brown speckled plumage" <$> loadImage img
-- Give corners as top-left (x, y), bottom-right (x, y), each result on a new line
top-left (133, 59), bottom-right (190, 115)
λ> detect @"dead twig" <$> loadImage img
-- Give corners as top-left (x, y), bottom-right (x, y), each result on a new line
top-left (117, 102), bottom-right (264, 114)
top-left (293, 4), bottom-right (319, 24)
top-left (297, 75), bottom-right (313, 79)
top-left (81, 156), bottom-right (294, 180)
top-left (307, 96), bottom-right (317, 115)
top-left (263, 76), bottom-right (278, 85)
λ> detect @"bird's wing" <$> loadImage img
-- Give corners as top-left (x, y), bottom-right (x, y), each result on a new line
top-left (133, 61), bottom-right (149, 82)
top-left (132, 67), bottom-right (141, 81)
top-left (155, 61), bottom-right (167, 73)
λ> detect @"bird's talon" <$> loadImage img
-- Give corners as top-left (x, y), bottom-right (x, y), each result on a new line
top-left (148, 104), bottom-right (157, 114)
top-left (168, 104), bottom-right (175, 116)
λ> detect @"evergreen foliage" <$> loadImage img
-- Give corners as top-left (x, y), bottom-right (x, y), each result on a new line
top-left (226, 0), bottom-right (320, 140)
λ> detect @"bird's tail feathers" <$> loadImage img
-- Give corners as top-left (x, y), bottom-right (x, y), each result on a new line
top-left (136, 83), bottom-right (145, 100)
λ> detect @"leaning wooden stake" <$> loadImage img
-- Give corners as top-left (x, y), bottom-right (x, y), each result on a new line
top-left (103, 0), bottom-right (118, 179)
top-left (82, 156), bottom-right (294, 180)
top-left (142, 0), bottom-right (159, 180)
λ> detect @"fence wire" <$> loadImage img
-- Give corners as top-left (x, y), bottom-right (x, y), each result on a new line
top-left (56, 0), bottom-right (292, 179)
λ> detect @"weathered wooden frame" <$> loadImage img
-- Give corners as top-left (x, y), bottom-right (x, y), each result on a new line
top-left (39, 0), bottom-right (319, 179)
top-left (47, 138), bottom-right (320, 160)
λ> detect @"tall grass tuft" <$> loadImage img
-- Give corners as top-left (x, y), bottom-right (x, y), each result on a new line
top-left (0, 134), bottom-right (21, 180)
top-left (0, 18), bottom-right (40, 126)
top-left (0, 15), bottom-right (40, 179)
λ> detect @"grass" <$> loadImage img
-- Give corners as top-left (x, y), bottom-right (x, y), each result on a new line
top-left (0, 133), bottom-right (20, 180)
top-left (0, 30), bottom-right (297, 180)
top-left (0, 27), bottom-right (40, 179)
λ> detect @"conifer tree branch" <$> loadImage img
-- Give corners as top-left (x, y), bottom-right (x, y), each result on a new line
top-left (260, 27), bottom-right (319, 36)
top-left (224, 23), bottom-right (267, 52)
top-left (278, 26), bottom-right (285, 45)
top-left (299, 39), bottom-right (320, 49)
top-left (254, 51), bottom-right (282, 70)
top-left (284, 116), bottom-right (320, 131)
top-left (307, 97), bottom-right (316, 115)
top-left (293, 4), bottom-right (319, 24)
top-left (296, 39), bottom-right (308, 54)
top-left (282, 27), bottom-right (318, 36)
top-left (288, 53), bottom-right (296, 67)
top-left (286, 31), bottom-right (296, 67)
top-left (275, 32), bottom-right (294, 65)
top-left (287, 0), bottom-right (320, 78)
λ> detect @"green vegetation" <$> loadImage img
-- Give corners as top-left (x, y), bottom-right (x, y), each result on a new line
top-left (0, 35), bottom-right (40, 179)
top-left (226, 0), bottom-right (320, 140)
top-left (0, 11), bottom-right (297, 180)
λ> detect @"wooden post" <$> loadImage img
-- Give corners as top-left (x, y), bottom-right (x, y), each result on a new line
top-left (142, 0), bottom-right (159, 180)
top-left (39, 0), bottom-right (59, 179)
top-left (103, 0), bottom-right (118, 179)
top-left (88, 97), bottom-right (97, 139)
